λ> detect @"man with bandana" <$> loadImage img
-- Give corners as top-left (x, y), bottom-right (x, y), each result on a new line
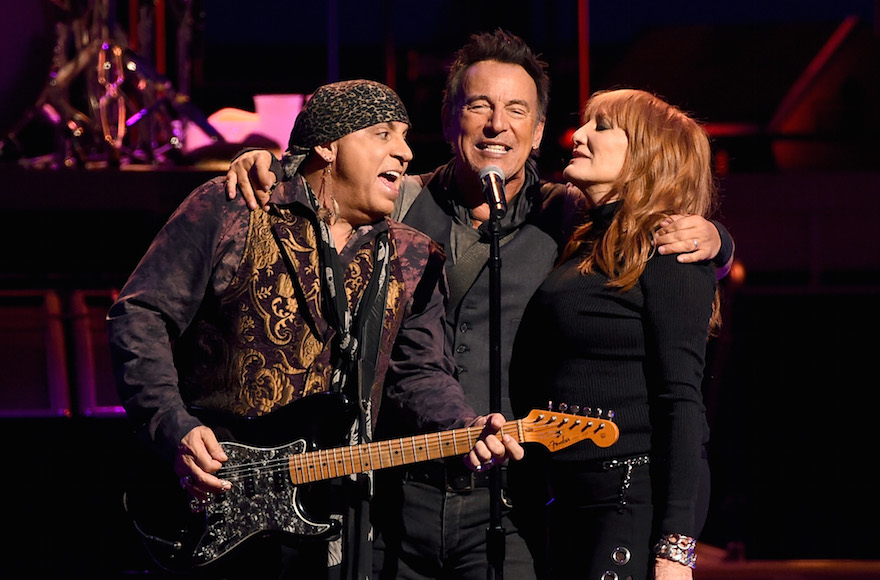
top-left (108, 79), bottom-right (521, 580)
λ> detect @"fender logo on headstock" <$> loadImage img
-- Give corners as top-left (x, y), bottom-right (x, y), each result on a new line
top-left (521, 406), bottom-right (620, 451)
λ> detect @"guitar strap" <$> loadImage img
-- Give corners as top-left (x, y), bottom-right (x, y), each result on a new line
top-left (334, 236), bottom-right (389, 580)
top-left (351, 229), bottom-right (390, 443)
top-left (307, 203), bottom-right (388, 580)
top-left (304, 179), bottom-right (389, 403)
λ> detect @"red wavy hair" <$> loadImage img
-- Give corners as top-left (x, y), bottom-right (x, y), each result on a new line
top-left (560, 89), bottom-right (721, 329)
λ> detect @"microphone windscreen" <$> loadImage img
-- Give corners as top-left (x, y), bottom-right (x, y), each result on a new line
top-left (479, 165), bottom-right (505, 181)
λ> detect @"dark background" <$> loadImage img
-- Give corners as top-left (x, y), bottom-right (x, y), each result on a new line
top-left (1, 1), bottom-right (879, 576)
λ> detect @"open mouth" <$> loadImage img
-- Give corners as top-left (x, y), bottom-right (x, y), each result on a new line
top-left (379, 170), bottom-right (402, 191)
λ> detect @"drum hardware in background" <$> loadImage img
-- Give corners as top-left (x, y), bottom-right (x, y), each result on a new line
top-left (1, 0), bottom-right (222, 168)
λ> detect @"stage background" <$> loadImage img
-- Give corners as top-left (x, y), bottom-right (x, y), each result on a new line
top-left (1, 1), bottom-right (878, 576)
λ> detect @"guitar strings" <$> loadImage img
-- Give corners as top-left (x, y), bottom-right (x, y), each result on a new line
top-left (215, 440), bottom-right (468, 482)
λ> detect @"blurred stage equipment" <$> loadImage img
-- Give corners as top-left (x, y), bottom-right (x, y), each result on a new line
top-left (183, 94), bottom-right (306, 157)
top-left (0, 0), bottom-right (221, 167)
top-left (0, 0), bottom-right (56, 143)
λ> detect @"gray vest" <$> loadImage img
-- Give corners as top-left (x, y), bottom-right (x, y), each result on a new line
top-left (397, 173), bottom-right (569, 417)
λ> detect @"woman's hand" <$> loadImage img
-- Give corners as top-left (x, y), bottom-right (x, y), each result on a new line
top-left (653, 557), bottom-right (694, 580)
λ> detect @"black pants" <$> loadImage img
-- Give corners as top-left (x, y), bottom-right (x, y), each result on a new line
top-left (372, 470), bottom-right (543, 579)
top-left (546, 461), bottom-right (654, 580)
top-left (545, 456), bottom-right (710, 580)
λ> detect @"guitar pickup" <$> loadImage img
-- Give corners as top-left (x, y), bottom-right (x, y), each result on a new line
top-left (243, 475), bottom-right (257, 498)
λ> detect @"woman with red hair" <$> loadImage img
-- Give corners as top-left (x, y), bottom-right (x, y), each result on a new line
top-left (511, 89), bottom-right (720, 580)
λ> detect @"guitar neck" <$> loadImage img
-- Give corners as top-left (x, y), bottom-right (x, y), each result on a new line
top-left (288, 420), bottom-right (522, 484)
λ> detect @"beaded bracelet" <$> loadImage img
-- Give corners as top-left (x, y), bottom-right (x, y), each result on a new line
top-left (653, 533), bottom-right (697, 569)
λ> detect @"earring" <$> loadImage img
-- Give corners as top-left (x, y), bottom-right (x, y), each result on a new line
top-left (317, 161), bottom-right (338, 224)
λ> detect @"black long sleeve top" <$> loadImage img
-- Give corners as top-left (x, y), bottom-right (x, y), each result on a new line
top-left (510, 201), bottom-right (716, 536)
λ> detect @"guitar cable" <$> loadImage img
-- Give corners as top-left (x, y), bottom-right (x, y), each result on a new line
top-left (122, 491), bottom-right (184, 550)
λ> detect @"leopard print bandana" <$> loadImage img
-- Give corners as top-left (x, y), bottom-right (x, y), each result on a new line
top-left (287, 79), bottom-right (410, 153)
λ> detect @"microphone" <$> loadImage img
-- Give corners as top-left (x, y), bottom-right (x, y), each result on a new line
top-left (479, 165), bottom-right (507, 218)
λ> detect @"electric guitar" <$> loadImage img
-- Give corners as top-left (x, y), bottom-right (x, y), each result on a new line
top-left (124, 393), bottom-right (618, 572)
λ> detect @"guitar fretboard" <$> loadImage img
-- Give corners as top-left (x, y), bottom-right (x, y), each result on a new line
top-left (288, 420), bottom-right (523, 484)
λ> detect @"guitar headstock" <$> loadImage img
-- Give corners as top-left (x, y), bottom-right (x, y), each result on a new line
top-left (520, 407), bottom-right (620, 451)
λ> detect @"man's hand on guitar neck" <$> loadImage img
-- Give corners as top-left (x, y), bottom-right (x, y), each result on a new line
top-left (463, 413), bottom-right (525, 472)
top-left (174, 426), bottom-right (233, 505)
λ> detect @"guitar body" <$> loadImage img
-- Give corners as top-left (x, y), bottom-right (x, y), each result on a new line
top-left (125, 392), bottom-right (358, 573)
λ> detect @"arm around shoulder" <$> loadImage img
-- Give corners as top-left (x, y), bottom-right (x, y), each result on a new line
top-left (225, 148), bottom-right (282, 210)
top-left (710, 220), bottom-right (735, 279)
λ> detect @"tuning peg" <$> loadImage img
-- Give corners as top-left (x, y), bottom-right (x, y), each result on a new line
top-left (569, 405), bottom-right (580, 414)
top-left (559, 403), bottom-right (568, 412)
top-left (582, 407), bottom-right (592, 417)
top-left (547, 401), bottom-right (554, 411)
top-left (605, 409), bottom-right (615, 420)
top-left (595, 407), bottom-right (603, 418)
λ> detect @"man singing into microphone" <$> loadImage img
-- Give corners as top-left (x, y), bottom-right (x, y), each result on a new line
top-left (226, 30), bottom-right (733, 580)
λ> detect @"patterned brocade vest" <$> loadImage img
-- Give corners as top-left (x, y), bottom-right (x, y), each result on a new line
top-left (177, 205), bottom-right (413, 419)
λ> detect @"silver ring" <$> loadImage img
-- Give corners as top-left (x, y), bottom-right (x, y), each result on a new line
top-left (692, 239), bottom-right (699, 250)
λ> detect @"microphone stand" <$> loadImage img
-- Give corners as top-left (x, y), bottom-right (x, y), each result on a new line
top-left (486, 198), bottom-right (505, 580)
